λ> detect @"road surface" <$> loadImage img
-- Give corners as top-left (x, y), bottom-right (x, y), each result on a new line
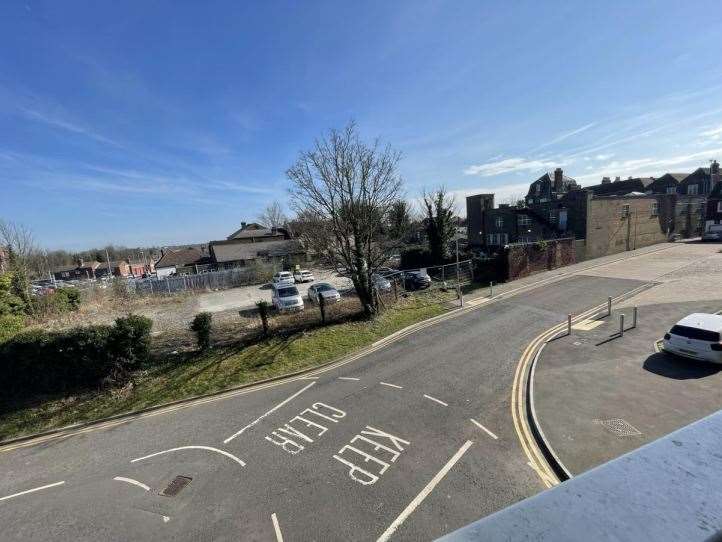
top-left (0, 273), bottom-right (648, 541)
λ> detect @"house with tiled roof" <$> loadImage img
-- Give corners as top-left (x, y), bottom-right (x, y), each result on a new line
top-left (525, 168), bottom-right (580, 205)
top-left (154, 247), bottom-right (211, 277)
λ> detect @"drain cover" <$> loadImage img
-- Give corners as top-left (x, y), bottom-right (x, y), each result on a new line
top-left (595, 418), bottom-right (641, 437)
top-left (160, 476), bottom-right (192, 497)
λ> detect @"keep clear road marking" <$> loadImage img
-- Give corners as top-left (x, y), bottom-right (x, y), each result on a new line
top-left (271, 512), bottom-right (284, 542)
top-left (423, 394), bottom-right (448, 407)
top-left (376, 440), bottom-right (474, 542)
top-left (470, 419), bottom-right (499, 440)
top-left (0, 481), bottom-right (66, 502)
top-left (113, 476), bottom-right (151, 491)
top-left (380, 382), bottom-right (403, 389)
top-left (338, 377), bottom-right (360, 381)
top-left (224, 381), bottom-right (316, 444)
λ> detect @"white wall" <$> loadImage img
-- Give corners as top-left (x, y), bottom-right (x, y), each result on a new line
top-left (156, 266), bottom-right (176, 278)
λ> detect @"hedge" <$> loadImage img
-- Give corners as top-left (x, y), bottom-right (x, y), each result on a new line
top-left (0, 314), bottom-right (153, 397)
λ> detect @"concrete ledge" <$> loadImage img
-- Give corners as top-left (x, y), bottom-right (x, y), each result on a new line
top-left (439, 409), bottom-right (722, 541)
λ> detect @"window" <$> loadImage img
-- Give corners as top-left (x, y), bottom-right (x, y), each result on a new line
top-left (688, 184), bottom-right (699, 195)
top-left (495, 216), bottom-right (504, 228)
top-left (486, 233), bottom-right (509, 246)
top-left (670, 325), bottom-right (720, 343)
top-left (621, 204), bottom-right (630, 218)
top-left (535, 183), bottom-right (541, 195)
top-left (666, 186), bottom-right (677, 194)
top-left (717, 201), bottom-right (722, 213)
top-left (548, 211), bottom-right (557, 223)
top-left (517, 214), bottom-right (531, 226)
top-left (651, 202), bottom-right (658, 216)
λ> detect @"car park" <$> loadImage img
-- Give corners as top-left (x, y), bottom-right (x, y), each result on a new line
top-left (293, 269), bottom-right (315, 283)
top-left (702, 224), bottom-right (722, 242)
top-left (662, 313), bottom-right (722, 364)
top-left (307, 282), bottom-right (341, 304)
top-left (271, 284), bottom-right (304, 312)
top-left (272, 271), bottom-right (295, 286)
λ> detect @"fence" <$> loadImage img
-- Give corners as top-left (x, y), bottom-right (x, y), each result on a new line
top-left (381, 260), bottom-right (474, 297)
top-left (130, 264), bottom-right (274, 296)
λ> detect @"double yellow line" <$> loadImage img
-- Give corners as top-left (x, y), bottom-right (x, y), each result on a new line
top-left (511, 283), bottom-right (654, 488)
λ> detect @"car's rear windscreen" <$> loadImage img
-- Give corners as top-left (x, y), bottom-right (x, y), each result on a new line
top-left (670, 325), bottom-right (720, 342)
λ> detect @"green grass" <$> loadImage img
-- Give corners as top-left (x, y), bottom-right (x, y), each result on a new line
top-left (0, 291), bottom-right (455, 441)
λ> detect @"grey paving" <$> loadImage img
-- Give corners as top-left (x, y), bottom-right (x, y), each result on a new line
top-left (534, 299), bottom-right (722, 475)
top-left (0, 275), bottom-right (646, 541)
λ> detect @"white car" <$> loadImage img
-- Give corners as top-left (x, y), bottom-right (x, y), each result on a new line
top-left (272, 284), bottom-right (304, 312)
top-left (371, 273), bottom-right (392, 292)
top-left (662, 313), bottom-right (722, 364)
top-left (293, 270), bottom-right (315, 283)
top-left (272, 271), bottom-right (295, 286)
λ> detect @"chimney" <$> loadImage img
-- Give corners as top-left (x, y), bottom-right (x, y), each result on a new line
top-left (712, 160), bottom-right (720, 188)
top-left (601, 177), bottom-right (611, 184)
top-left (614, 176), bottom-right (621, 183)
top-left (553, 168), bottom-right (564, 191)
top-left (241, 221), bottom-right (247, 230)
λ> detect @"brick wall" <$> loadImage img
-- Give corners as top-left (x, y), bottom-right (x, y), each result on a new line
top-left (505, 237), bottom-right (576, 280)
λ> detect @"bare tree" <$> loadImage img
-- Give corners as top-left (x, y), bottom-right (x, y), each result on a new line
top-left (0, 219), bottom-right (37, 311)
top-left (287, 122), bottom-right (403, 317)
top-left (422, 187), bottom-right (456, 263)
top-left (500, 192), bottom-right (527, 208)
top-left (258, 200), bottom-right (288, 229)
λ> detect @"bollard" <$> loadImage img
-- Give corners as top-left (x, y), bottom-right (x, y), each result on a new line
top-left (458, 282), bottom-right (464, 307)
top-left (632, 306), bottom-right (638, 329)
top-left (490, 281), bottom-right (494, 298)
top-left (568, 314), bottom-right (572, 336)
top-left (619, 313), bottom-right (625, 336)
top-left (608, 296), bottom-right (612, 317)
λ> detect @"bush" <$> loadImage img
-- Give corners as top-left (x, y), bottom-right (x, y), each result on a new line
top-left (107, 314), bottom-right (153, 370)
top-left (190, 312), bottom-right (212, 350)
top-left (0, 314), bottom-right (25, 343)
top-left (54, 288), bottom-right (81, 311)
top-left (0, 314), bottom-right (154, 397)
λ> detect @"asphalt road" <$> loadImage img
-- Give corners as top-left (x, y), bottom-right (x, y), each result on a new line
top-left (0, 274), bottom-right (647, 541)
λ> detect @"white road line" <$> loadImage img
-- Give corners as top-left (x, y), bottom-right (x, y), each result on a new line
top-left (271, 512), bottom-right (284, 542)
top-left (423, 394), bottom-right (448, 407)
top-left (338, 376), bottom-right (360, 381)
top-left (376, 440), bottom-right (474, 542)
top-left (113, 476), bottom-right (151, 491)
top-left (527, 462), bottom-right (554, 488)
top-left (470, 419), bottom-right (499, 440)
top-left (379, 382), bottom-right (403, 389)
top-left (297, 376), bottom-right (319, 380)
top-left (224, 381), bottom-right (316, 443)
top-left (0, 481), bottom-right (65, 502)
top-left (131, 446), bottom-right (246, 467)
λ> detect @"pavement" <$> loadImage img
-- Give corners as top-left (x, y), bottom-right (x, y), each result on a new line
top-left (1, 241), bottom-right (719, 541)
top-left (533, 242), bottom-right (722, 475)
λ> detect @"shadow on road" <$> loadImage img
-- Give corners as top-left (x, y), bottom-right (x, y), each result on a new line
top-left (643, 352), bottom-right (722, 380)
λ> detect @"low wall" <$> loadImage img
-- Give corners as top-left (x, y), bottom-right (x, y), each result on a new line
top-left (505, 238), bottom-right (576, 281)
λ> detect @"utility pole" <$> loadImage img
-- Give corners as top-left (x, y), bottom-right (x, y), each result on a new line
top-left (105, 249), bottom-right (112, 280)
top-left (456, 217), bottom-right (463, 306)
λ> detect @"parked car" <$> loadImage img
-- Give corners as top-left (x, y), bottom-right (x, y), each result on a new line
top-left (271, 284), bottom-right (304, 312)
top-left (402, 270), bottom-right (432, 291)
top-left (272, 271), bottom-right (295, 286)
top-left (307, 283), bottom-right (341, 304)
top-left (371, 273), bottom-right (392, 292)
top-left (662, 313), bottom-right (722, 364)
top-left (702, 224), bottom-right (722, 242)
top-left (293, 269), bottom-right (315, 283)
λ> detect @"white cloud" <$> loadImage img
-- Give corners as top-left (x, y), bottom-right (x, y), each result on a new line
top-left (594, 153), bottom-right (614, 160)
top-left (464, 157), bottom-right (558, 177)
top-left (19, 107), bottom-right (119, 146)
top-left (532, 122), bottom-right (596, 151)
top-left (701, 125), bottom-right (722, 137)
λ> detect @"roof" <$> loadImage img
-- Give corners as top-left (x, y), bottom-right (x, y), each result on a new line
top-left (227, 223), bottom-right (288, 240)
top-left (527, 172), bottom-right (580, 196)
top-left (155, 247), bottom-right (208, 268)
top-left (211, 239), bottom-right (304, 263)
top-left (585, 178), bottom-right (651, 196)
top-left (675, 313), bottom-right (722, 332)
top-left (663, 173), bottom-right (689, 182)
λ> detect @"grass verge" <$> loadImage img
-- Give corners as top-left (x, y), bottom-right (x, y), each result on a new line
top-left (0, 290), bottom-right (455, 441)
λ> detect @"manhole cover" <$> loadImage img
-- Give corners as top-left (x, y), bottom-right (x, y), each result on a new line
top-left (160, 475), bottom-right (192, 497)
top-left (595, 418), bottom-right (642, 437)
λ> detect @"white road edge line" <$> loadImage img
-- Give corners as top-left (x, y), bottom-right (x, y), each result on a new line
top-left (131, 446), bottom-right (246, 467)
top-left (379, 382), bottom-right (403, 389)
top-left (338, 377), bottom-right (360, 381)
top-left (0, 481), bottom-right (66, 502)
top-left (423, 394), bottom-right (448, 407)
top-left (271, 512), bottom-right (284, 542)
top-left (470, 419), bottom-right (499, 440)
top-left (113, 476), bottom-right (151, 491)
top-left (224, 381), bottom-right (316, 443)
top-left (376, 440), bottom-right (474, 542)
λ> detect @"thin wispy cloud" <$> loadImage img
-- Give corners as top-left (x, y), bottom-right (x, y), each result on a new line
top-left (19, 107), bottom-right (119, 146)
top-left (464, 157), bottom-right (560, 177)
top-left (532, 122), bottom-right (596, 151)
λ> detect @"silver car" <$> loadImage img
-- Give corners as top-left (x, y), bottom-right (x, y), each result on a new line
top-left (308, 283), bottom-right (341, 304)
top-left (702, 224), bottom-right (722, 242)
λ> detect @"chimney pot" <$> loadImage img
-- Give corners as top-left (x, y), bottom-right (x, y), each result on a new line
top-left (553, 168), bottom-right (564, 191)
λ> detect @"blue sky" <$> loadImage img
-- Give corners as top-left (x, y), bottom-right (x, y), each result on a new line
top-left (2, 1), bottom-right (722, 250)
